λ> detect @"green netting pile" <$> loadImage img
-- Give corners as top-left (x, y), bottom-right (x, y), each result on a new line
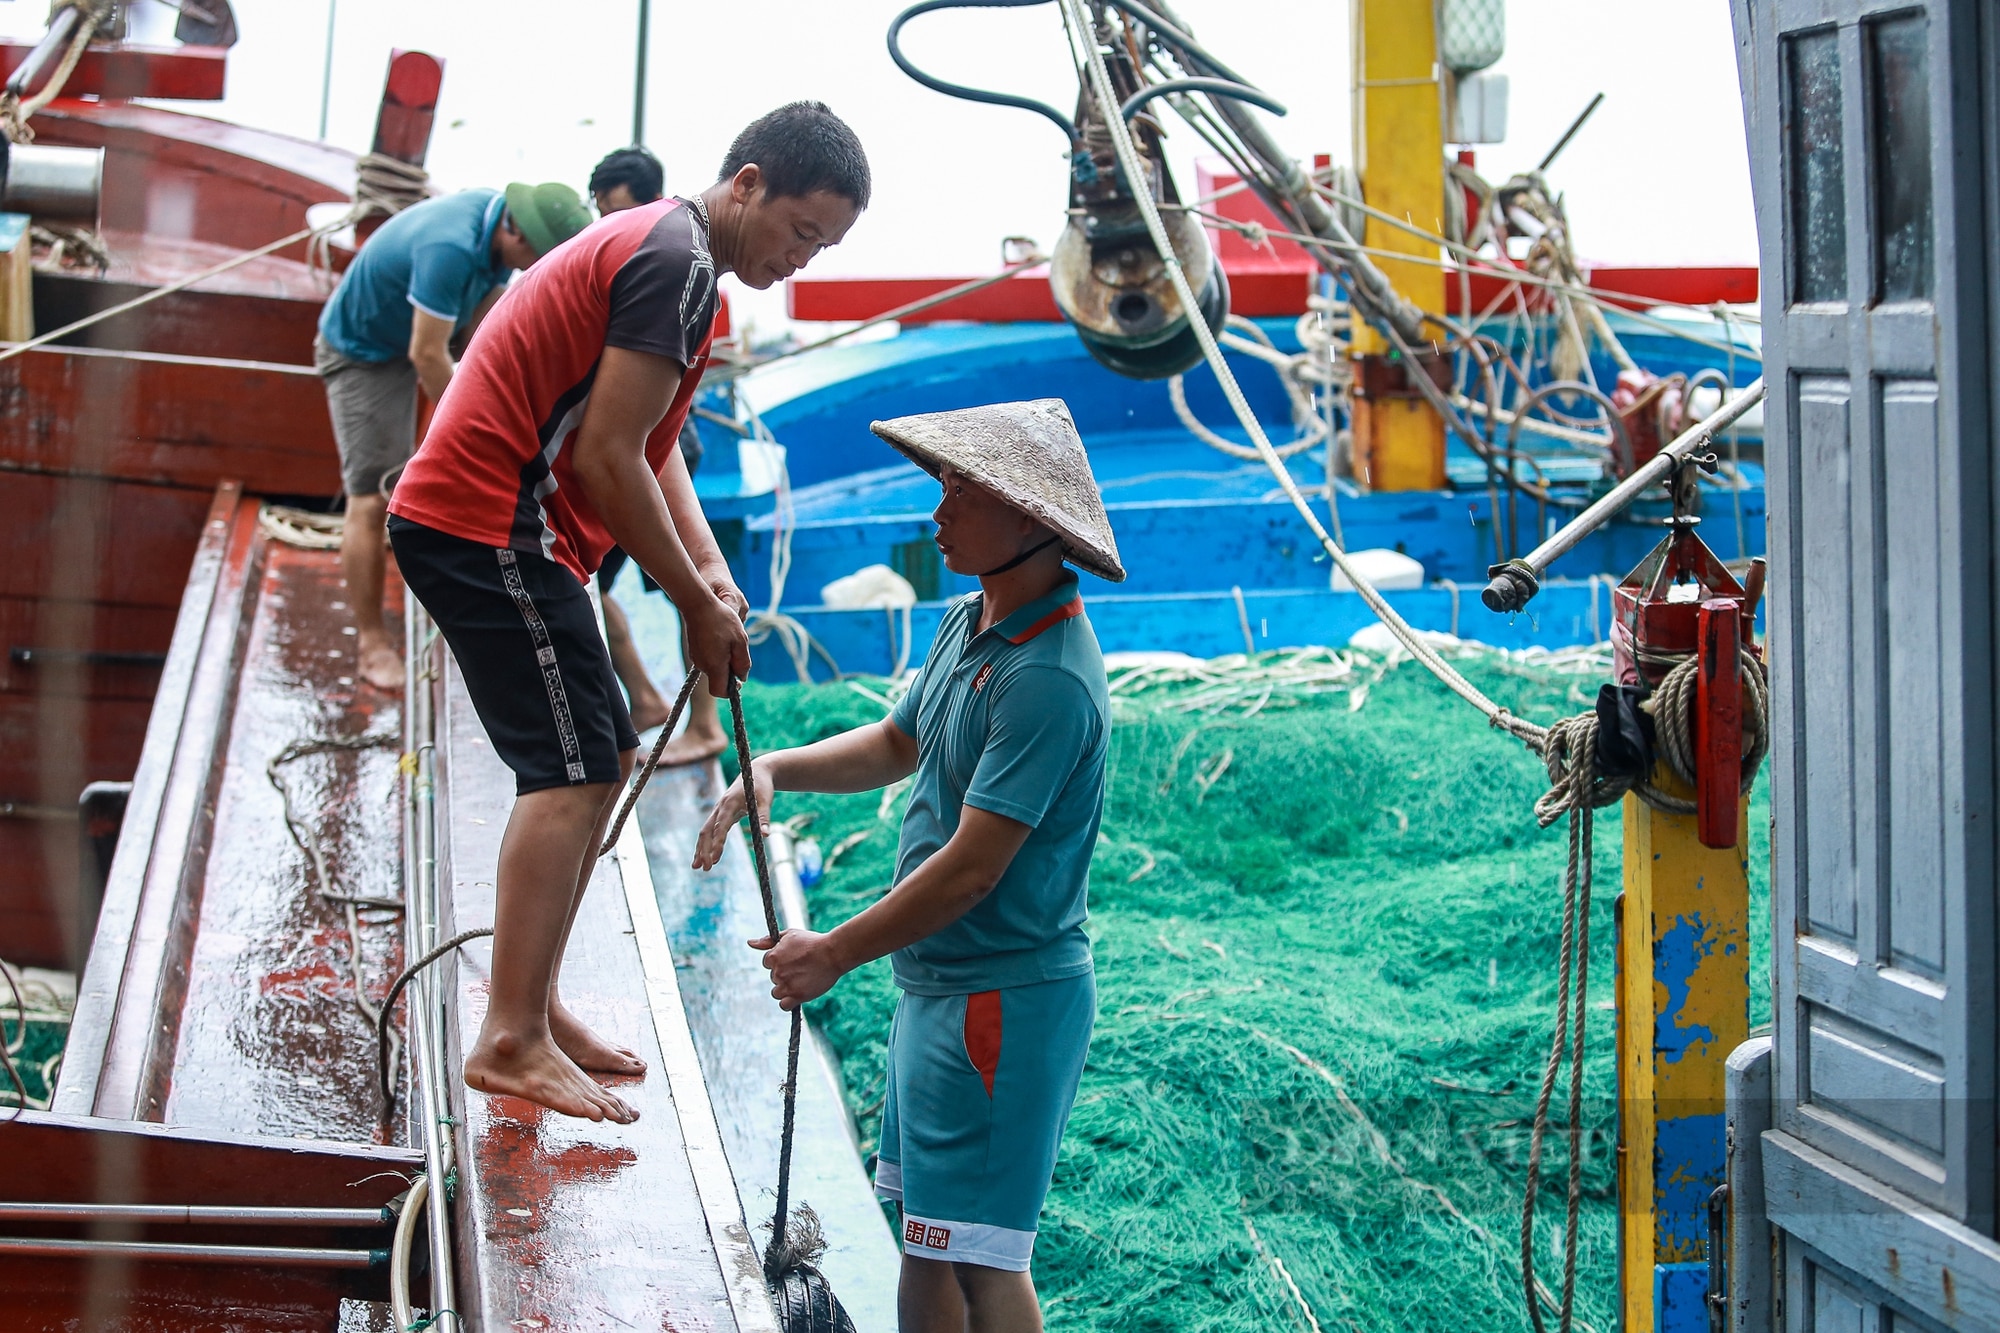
top-left (741, 643), bottom-right (1771, 1333)
top-left (1, 969), bottom-right (72, 1111)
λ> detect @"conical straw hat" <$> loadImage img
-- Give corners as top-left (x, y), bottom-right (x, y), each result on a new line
top-left (871, 398), bottom-right (1126, 583)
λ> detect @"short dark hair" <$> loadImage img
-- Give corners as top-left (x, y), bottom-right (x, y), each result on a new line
top-left (717, 101), bottom-right (871, 210)
top-left (588, 146), bottom-right (664, 204)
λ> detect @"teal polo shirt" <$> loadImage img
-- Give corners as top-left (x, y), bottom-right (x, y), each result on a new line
top-left (887, 571), bottom-right (1111, 996)
top-left (318, 189), bottom-right (508, 363)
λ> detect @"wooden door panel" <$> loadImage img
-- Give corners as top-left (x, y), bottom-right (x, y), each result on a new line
top-left (1737, 0), bottom-right (1994, 1308)
top-left (1880, 379), bottom-right (1948, 977)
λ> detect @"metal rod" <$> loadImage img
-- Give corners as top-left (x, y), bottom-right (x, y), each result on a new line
top-left (7, 7), bottom-right (82, 99)
top-left (403, 597), bottom-right (459, 1328)
top-left (1537, 91), bottom-right (1605, 173)
top-left (0, 1236), bottom-right (384, 1268)
top-left (632, 0), bottom-right (650, 145)
top-left (317, 0), bottom-right (337, 141)
top-left (0, 1203), bottom-right (389, 1227)
top-left (1480, 378), bottom-right (1766, 613)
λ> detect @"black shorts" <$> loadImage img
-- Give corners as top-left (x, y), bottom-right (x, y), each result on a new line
top-left (389, 515), bottom-right (640, 794)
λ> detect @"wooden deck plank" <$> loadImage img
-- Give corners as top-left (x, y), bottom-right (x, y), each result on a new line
top-left (637, 761), bottom-right (903, 1332)
top-left (162, 540), bottom-right (406, 1143)
top-left (437, 655), bottom-right (776, 1331)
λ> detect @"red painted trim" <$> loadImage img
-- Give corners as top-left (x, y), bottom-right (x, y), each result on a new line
top-left (788, 268), bottom-right (1309, 324)
top-left (1005, 597), bottom-right (1083, 645)
top-left (964, 991), bottom-right (1002, 1097)
top-left (0, 43), bottom-right (227, 101)
top-left (787, 263), bottom-right (1752, 325)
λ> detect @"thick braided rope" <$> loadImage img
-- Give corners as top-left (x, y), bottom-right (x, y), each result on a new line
top-left (1519, 797), bottom-right (1592, 1333)
top-left (596, 669), bottom-right (704, 859)
top-left (1533, 650), bottom-right (1769, 827)
top-left (1651, 649), bottom-right (1770, 797)
top-left (722, 678), bottom-right (809, 1284)
top-left (1519, 647), bottom-right (1767, 1331)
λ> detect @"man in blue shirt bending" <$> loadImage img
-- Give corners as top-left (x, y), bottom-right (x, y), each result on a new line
top-left (315, 181), bottom-right (591, 690)
top-left (695, 398), bottom-right (1122, 1333)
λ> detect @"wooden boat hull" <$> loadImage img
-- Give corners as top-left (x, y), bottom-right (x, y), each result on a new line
top-left (0, 100), bottom-right (349, 970)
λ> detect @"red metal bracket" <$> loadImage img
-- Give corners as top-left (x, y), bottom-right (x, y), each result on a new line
top-left (1695, 597), bottom-right (1742, 849)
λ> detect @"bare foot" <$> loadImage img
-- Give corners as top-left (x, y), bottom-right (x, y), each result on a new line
top-left (550, 998), bottom-right (647, 1076)
top-left (464, 1028), bottom-right (638, 1123)
top-left (656, 726), bottom-right (729, 768)
top-left (628, 693), bottom-right (672, 733)
top-left (357, 636), bottom-right (405, 692)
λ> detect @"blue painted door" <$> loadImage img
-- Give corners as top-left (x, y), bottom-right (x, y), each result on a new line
top-left (1733, 0), bottom-right (1999, 1328)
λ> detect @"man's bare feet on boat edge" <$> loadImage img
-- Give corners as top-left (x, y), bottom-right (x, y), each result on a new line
top-left (357, 636), bottom-right (406, 692)
top-left (654, 725), bottom-right (728, 767)
top-left (550, 998), bottom-right (647, 1076)
top-left (464, 1028), bottom-right (638, 1123)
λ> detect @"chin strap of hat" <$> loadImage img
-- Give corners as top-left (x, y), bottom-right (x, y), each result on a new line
top-left (979, 535), bottom-right (1060, 577)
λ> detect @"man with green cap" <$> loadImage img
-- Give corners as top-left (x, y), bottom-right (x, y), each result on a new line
top-left (316, 180), bottom-right (592, 690)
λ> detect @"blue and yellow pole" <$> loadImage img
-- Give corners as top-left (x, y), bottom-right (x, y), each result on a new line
top-left (1618, 775), bottom-right (1750, 1332)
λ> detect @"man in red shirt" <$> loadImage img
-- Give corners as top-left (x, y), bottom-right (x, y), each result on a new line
top-left (388, 102), bottom-right (869, 1122)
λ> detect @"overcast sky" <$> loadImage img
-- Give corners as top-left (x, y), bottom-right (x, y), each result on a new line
top-left (35, 0), bottom-right (1757, 338)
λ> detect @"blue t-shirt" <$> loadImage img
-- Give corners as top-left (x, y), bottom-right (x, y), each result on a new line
top-left (318, 189), bottom-right (508, 363)
top-left (887, 572), bottom-right (1110, 995)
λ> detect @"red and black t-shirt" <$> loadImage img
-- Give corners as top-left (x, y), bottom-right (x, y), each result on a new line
top-left (389, 196), bottom-right (718, 584)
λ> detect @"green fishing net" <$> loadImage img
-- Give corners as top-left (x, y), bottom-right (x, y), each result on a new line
top-left (1, 969), bottom-right (73, 1111)
top-left (741, 644), bottom-right (1771, 1333)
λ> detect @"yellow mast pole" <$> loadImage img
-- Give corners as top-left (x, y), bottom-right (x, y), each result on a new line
top-left (1349, 0), bottom-right (1447, 491)
top-left (1619, 778), bottom-right (1750, 1332)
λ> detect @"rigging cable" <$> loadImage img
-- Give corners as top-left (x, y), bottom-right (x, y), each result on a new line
top-left (1055, 0), bottom-right (1546, 749)
top-left (886, 0), bottom-right (1079, 145)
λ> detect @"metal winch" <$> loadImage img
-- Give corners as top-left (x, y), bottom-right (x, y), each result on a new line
top-left (1050, 204), bottom-right (1226, 381)
top-left (0, 141), bottom-right (103, 225)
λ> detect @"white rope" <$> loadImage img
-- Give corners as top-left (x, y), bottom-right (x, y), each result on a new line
top-left (259, 505), bottom-right (344, 550)
top-left (0, 0), bottom-right (111, 144)
top-left (1170, 316), bottom-right (1334, 460)
top-left (736, 398), bottom-right (846, 683)
top-left (1058, 0), bottom-right (1544, 750)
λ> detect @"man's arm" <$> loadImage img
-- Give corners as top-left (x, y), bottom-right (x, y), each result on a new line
top-left (570, 344), bottom-right (748, 687)
top-left (691, 717), bottom-right (919, 869)
top-left (756, 805), bottom-right (1032, 1009)
top-left (449, 286), bottom-right (504, 358)
top-left (650, 437), bottom-right (744, 615)
top-left (408, 310), bottom-right (456, 403)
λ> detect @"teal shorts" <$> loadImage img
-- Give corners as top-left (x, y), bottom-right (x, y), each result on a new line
top-left (873, 972), bottom-right (1095, 1272)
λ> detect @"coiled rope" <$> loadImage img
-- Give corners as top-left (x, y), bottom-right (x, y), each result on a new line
top-left (1517, 648), bottom-right (1766, 1333)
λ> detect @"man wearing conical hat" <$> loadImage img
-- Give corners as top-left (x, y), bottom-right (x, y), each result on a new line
top-left (696, 398), bottom-right (1120, 1329)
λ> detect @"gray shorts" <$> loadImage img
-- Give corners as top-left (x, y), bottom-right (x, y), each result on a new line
top-left (316, 334), bottom-right (418, 498)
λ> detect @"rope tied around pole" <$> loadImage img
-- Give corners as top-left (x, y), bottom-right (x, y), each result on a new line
top-left (1531, 650), bottom-right (1768, 829)
top-left (1518, 647), bottom-right (1767, 1332)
